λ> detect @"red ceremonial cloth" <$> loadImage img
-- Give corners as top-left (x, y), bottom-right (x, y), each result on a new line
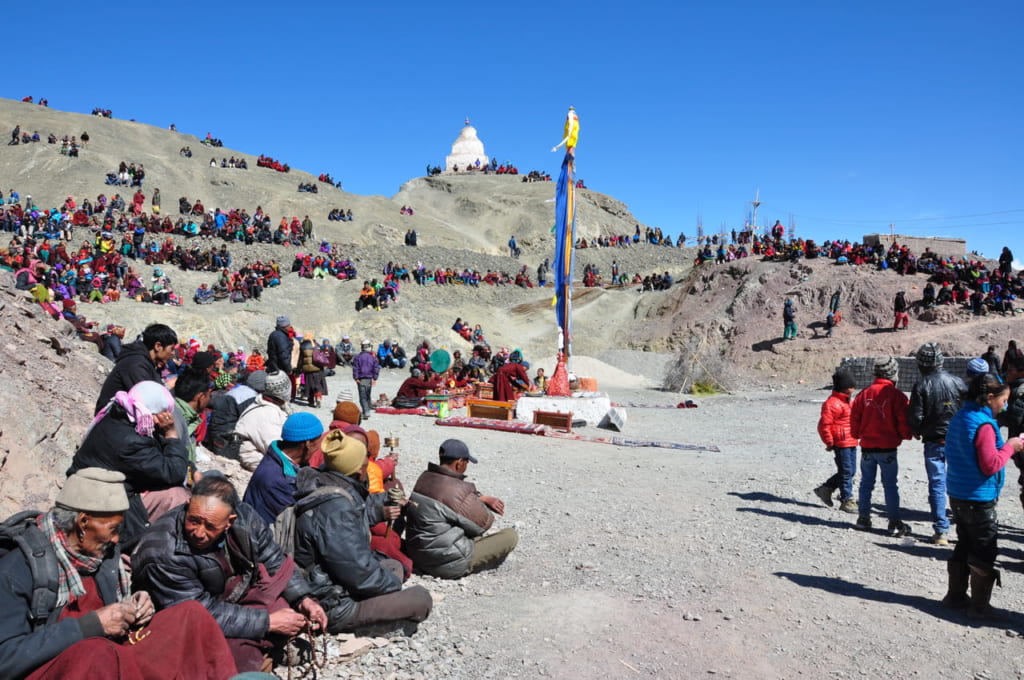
top-left (29, 578), bottom-right (237, 679)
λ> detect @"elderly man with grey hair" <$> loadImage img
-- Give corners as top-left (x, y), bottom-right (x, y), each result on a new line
top-left (0, 468), bottom-right (236, 679)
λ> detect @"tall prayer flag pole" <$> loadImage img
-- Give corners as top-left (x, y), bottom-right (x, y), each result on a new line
top-left (551, 106), bottom-right (580, 366)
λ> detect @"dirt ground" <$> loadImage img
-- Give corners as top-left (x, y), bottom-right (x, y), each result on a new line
top-left (296, 371), bottom-right (1024, 680)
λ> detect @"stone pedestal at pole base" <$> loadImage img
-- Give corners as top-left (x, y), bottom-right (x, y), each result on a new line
top-left (515, 393), bottom-right (613, 428)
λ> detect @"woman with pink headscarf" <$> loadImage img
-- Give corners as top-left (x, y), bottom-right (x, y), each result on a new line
top-left (67, 381), bottom-right (190, 549)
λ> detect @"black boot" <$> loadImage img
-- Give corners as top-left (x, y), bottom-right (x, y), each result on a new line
top-left (967, 565), bottom-right (1001, 620)
top-left (941, 561), bottom-right (970, 609)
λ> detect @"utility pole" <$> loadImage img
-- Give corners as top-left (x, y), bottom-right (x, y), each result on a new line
top-left (750, 189), bottom-right (762, 232)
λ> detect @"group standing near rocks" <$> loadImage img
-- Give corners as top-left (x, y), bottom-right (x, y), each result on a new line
top-left (813, 342), bottom-right (1024, 619)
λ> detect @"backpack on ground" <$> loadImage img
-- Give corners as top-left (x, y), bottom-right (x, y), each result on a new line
top-left (0, 511), bottom-right (59, 630)
top-left (272, 487), bottom-right (348, 556)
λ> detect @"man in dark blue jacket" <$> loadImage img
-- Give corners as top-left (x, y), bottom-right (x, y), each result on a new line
top-left (243, 412), bottom-right (323, 524)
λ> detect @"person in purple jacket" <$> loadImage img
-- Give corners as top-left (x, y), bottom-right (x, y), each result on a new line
top-left (352, 340), bottom-right (380, 419)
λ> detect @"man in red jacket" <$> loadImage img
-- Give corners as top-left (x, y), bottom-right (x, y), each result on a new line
top-left (814, 370), bottom-right (859, 513)
top-left (851, 356), bottom-right (915, 536)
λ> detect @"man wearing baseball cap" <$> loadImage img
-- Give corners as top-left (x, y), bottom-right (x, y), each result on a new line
top-left (403, 439), bottom-right (518, 578)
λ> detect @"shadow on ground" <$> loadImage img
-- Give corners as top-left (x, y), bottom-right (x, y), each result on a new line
top-left (775, 571), bottom-right (1024, 632)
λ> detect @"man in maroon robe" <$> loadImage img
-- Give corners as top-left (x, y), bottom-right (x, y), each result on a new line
top-left (0, 468), bottom-right (237, 680)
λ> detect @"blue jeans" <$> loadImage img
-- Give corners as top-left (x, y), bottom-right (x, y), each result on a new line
top-left (923, 441), bottom-right (950, 533)
top-left (858, 451), bottom-right (901, 520)
top-left (825, 447), bottom-right (857, 501)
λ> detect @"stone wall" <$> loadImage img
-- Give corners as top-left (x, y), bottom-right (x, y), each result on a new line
top-left (862, 234), bottom-right (966, 260)
top-left (837, 356), bottom-right (972, 392)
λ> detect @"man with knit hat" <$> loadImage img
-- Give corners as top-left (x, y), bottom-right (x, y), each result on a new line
top-left (266, 315), bottom-right (294, 375)
top-left (908, 343), bottom-right (967, 545)
top-left (291, 431), bottom-right (433, 634)
top-left (814, 370), bottom-right (859, 513)
top-left (243, 412), bottom-right (324, 524)
top-left (851, 356), bottom-right (915, 536)
top-left (405, 439), bottom-right (519, 578)
top-left (233, 370), bottom-right (292, 471)
top-left (0, 469), bottom-right (237, 679)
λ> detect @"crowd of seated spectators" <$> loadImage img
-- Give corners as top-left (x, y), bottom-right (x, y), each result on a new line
top-left (105, 161), bottom-right (145, 187)
top-left (192, 261), bottom-right (279, 304)
top-left (298, 182), bottom-right (318, 193)
top-left (318, 172), bottom-right (342, 188)
top-left (400, 205), bottom-right (414, 216)
top-left (257, 154), bottom-right (289, 172)
top-left (91, 107), bottom-right (112, 117)
top-left (328, 208), bottom-right (354, 221)
top-left (179, 146), bottom-right (193, 158)
top-left (21, 96), bottom-right (48, 106)
top-left (292, 249), bottom-right (358, 281)
top-left (522, 170), bottom-right (550, 182)
top-left (201, 133), bottom-right (224, 147)
top-left (212, 157), bottom-right (248, 169)
top-left (5, 232), bottom-right (185, 310)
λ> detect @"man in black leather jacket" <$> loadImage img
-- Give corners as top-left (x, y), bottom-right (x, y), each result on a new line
top-left (131, 476), bottom-right (326, 673)
top-left (908, 343), bottom-right (966, 545)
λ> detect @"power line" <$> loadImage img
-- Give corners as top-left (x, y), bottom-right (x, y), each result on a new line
top-left (783, 208), bottom-right (1024, 225)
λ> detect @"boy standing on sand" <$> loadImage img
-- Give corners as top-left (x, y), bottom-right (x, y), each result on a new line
top-left (814, 371), bottom-right (859, 513)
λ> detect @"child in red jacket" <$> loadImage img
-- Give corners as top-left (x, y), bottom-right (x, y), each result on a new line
top-left (815, 371), bottom-right (859, 513)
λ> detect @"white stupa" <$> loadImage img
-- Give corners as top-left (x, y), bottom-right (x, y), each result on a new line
top-left (445, 119), bottom-right (489, 173)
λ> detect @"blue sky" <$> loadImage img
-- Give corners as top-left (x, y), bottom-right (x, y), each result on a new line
top-left (8, 1), bottom-right (1022, 259)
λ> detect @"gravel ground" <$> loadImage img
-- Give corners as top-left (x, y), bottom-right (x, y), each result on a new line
top-left (278, 373), bottom-right (1024, 680)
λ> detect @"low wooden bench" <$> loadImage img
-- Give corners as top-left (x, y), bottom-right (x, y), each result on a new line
top-left (532, 410), bottom-right (573, 432)
top-left (466, 398), bottom-right (515, 420)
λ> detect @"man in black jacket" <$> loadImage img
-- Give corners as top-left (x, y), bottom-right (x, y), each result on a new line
top-left (94, 323), bottom-right (178, 413)
top-left (292, 432), bottom-right (432, 633)
top-left (907, 343), bottom-right (966, 545)
top-left (132, 476), bottom-right (327, 673)
top-left (266, 315), bottom-right (294, 375)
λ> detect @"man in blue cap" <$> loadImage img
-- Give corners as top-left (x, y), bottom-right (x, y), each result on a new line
top-left (243, 412), bottom-right (324, 524)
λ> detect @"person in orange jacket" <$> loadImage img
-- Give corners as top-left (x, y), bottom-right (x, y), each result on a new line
top-left (814, 371), bottom-right (859, 513)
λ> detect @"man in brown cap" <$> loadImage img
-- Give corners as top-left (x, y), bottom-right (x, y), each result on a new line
top-left (0, 469), bottom-right (236, 679)
top-left (404, 439), bottom-right (519, 578)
